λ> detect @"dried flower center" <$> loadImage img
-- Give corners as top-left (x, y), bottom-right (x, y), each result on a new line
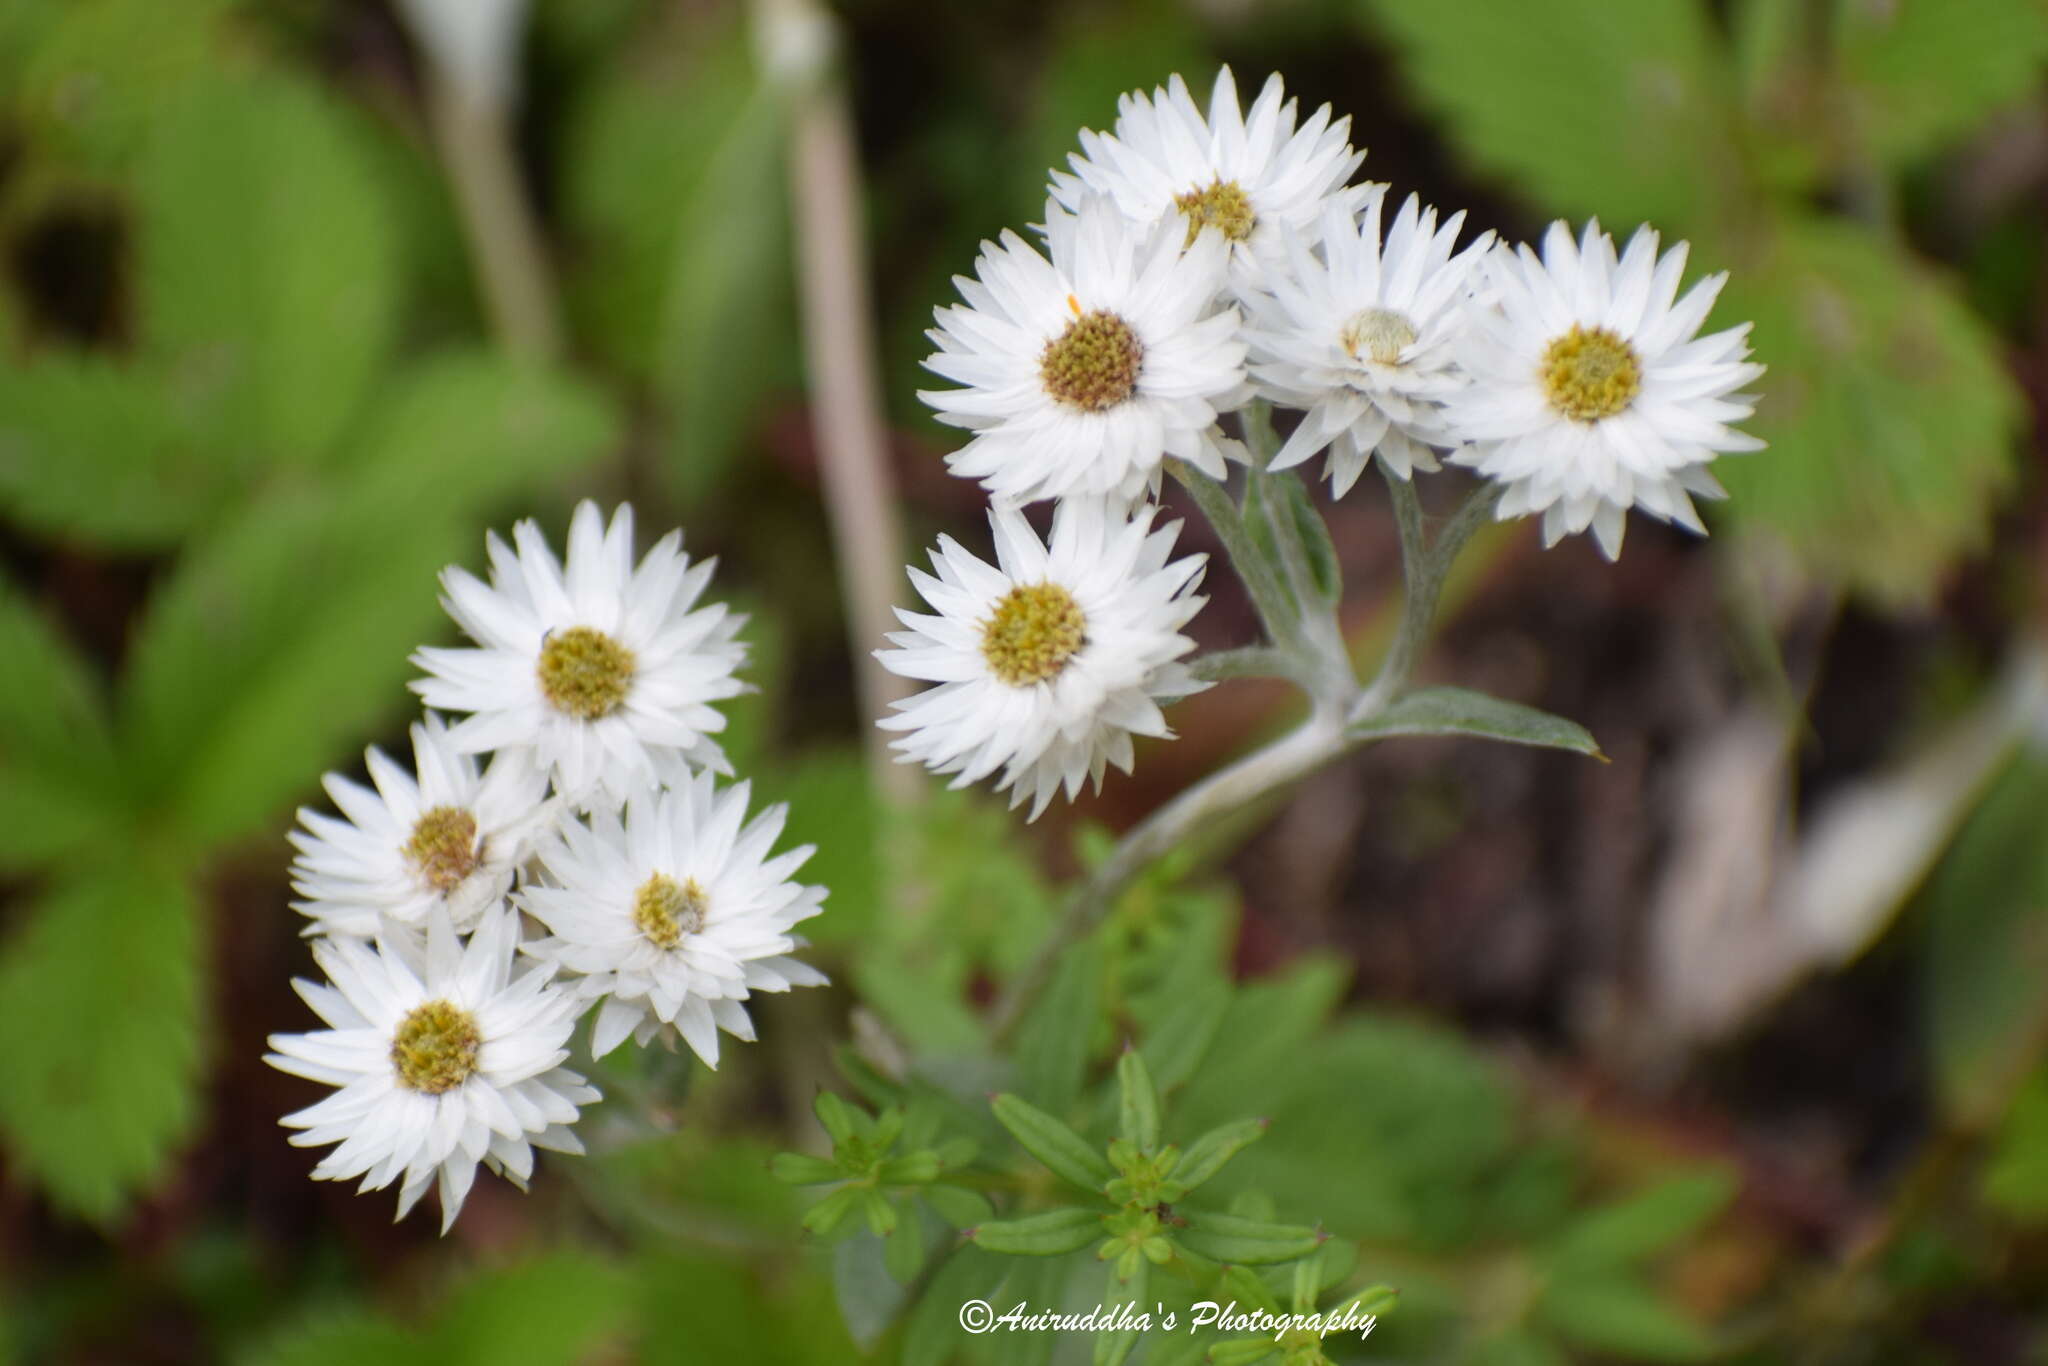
top-left (390, 999), bottom-right (481, 1094)
top-left (980, 582), bottom-right (1086, 687)
top-left (1539, 324), bottom-right (1642, 422)
top-left (632, 872), bottom-right (708, 950)
top-left (1340, 308), bottom-right (1417, 365)
top-left (1174, 177), bottom-right (1256, 246)
top-left (536, 625), bottom-right (635, 720)
top-left (404, 806), bottom-right (480, 894)
top-left (1040, 309), bottom-right (1143, 413)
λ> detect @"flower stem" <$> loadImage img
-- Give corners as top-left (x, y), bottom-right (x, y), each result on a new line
top-left (1352, 473), bottom-right (1501, 720)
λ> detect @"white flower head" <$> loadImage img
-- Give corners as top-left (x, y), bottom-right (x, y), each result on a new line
top-left (920, 193), bottom-right (1247, 508)
top-left (265, 907), bottom-right (597, 1233)
top-left (1053, 67), bottom-right (1369, 296)
top-left (1247, 189), bottom-right (1496, 493)
top-left (288, 713), bottom-right (552, 940)
top-left (877, 501), bottom-right (1208, 819)
top-left (412, 501), bottom-right (747, 806)
top-left (1448, 220), bottom-right (1765, 559)
top-left (518, 775), bottom-right (828, 1066)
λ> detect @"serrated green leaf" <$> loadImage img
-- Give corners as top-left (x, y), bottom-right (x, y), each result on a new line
top-left (135, 70), bottom-right (401, 468)
top-left (0, 859), bottom-right (203, 1221)
top-left (0, 354), bottom-right (219, 548)
top-left (1537, 1274), bottom-right (1710, 1361)
top-left (1175, 1211), bottom-right (1321, 1266)
top-left (1550, 1171), bottom-right (1737, 1269)
top-left (991, 1093), bottom-right (1113, 1193)
top-left (1716, 214), bottom-right (2019, 603)
top-left (1356, 0), bottom-right (1742, 230)
top-left (973, 1207), bottom-right (1102, 1257)
top-left (0, 573), bottom-right (122, 872)
top-left (1173, 1118), bottom-right (1267, 1195)
top-left (1012, 938), bottom-right (1103, 1116)
top-left (1114, 1048), bottom-right (1161, 1151)
top-left (1350, 686), bottom-right (1603, 757)
top-left (1838, 0), bottom-right (2048, 167)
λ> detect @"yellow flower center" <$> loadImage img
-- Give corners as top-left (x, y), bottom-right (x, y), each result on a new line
top-left (390, 999), bottom-right (481, 1094)
top-left (1174, 177), bottom-right (1256, 246)
top-left (632, 872), bottom-right (708, 950)
top-left (980, 582), bottom-right (1086, 687)
top-left (1040, 309), bottom-right (1143, 413)
top-left (1539, 324), bottom-right (1642, 422)
top-left (1340, 308), bottom-right (1417, 365)
top-left (403, 806), bottom-right (480, 894)
top-left (536, 625), bottom-right (635, 720)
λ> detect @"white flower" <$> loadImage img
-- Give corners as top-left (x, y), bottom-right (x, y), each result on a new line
top-left (1448, 220), bottom-right (1765, 559)
top-left (412, 501), bottom-right (747, 806)
top-left (920, 194), bottom-right (1247, 508)
top-left (265, 908), bottom-right (597, 1233)
top-left (1052, 67), bottom-right (1368, 296)
top-left (876, 501), bottom-right (1207, 819)
top-left (1246, 190), bottom-right (1495, 493)
top-left (518, 775), bottom-right (828, 1066)
top-left (288, 713), bottom-right (551, 940)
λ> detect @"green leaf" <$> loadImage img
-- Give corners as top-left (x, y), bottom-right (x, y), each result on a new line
top-left (991, 1094), bottom-right (1113, 1193)
top-left (802, 1185), bottom-right (864, 1238)
top-left (834, 1231), bottom-right (911, 1351)
top-left (903, 1246), bottom-right (1009, 1366)
top-left (1350, 686), bottom-right (1603, 758)
top-left (1550, 1171), bottom-right (1737, 1269)
top-left (1715, 214), bottom-right (2020, 603)
top-left (0, 573), bottom-right (122, 872)
top-left (814, 1091), bottom-right (859, 1145)
top-left (1837, 0), bottom-right (2048, 167)
top-left (771, 1152), bottom-right (844, 1185)
top-left (426, 1253), bottom-right (634, 1366)
top-left (972, 1207), bottom-right (1102, 1257)
top-left (1355, 0), bottom-right (1743, 230)
top-left (1173, 1119), bottom-right (1268, 1195)
top-left (0, 355), bottom-right (219, 548)
top-left (884, 1205), bottom-right (926, 1282)
top-left (1920, 754), bottom-right (2048, 1119)
top-left (135, 70), bottom-right (401, 468)
top-left (1114, 1048), bottom-right (1161, 1152)
top-left (1260, 469), bottom-right (1343, 605)
top-left (1012, 938), bottom-right (1104, 1116)
top-left (1536, 1274), bottom-right (1711, 1361)
top-left (236, 1307), bottom-right (422, 1366)
top-left (1093, 1260), bottom-right (1144, 1366)
top-left (8, 0), bottom-right (233, 170)
top-left (1982, 1068), bottom-right (2048, 1222)
top-left (925, 1183), bottom-right (995, 1229)
top-left (0, 858), bottom-right (203, 1221)
top-left (1174, 1211), bottom-right (1322, 1266)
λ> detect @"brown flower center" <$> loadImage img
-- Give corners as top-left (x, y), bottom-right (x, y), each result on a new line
top-left (537, 625), bottom-right (635, 720)
top-left (1539, 324), bottom-right (1642, 422)
top-left (391, 999), bottom-right (481, 1094)
top-left (1040, 309), bottom-right (1144, 413)
top-left (404, 806), bottom-right (480, 894)
top-left (980, 582), bottom-right (1086, 687)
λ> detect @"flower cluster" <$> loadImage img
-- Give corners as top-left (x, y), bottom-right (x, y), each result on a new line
top-left (267, 503), bottom-right (826, 1230)
top-left (884, 68), bottom-right (1762, 810)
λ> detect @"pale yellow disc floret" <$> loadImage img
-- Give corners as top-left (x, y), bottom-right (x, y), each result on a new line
top-left (404, 806), bottom-right (480, 894)
top-left (632, 871), bottom-right (708, 950)
top-left (1174, 177), bottom-right (1256, 246)
top-left (1040, 309), bottom-right (1144, 413)
top-left (390, 999), bottom-right (481, 1094)
top-left (980, 582), bottom-right (1087, 687)
top-left (1340, 308), bottom-right (1418, 365)
top-left (1539, 324), bottom-right (1642, 423)
top-left (537, 625), bottom-right (636, 720)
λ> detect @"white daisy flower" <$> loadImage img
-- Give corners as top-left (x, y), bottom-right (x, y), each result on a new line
top-left (920, 193), bottom-right (1247, 508)
top-left (518, 775), bottom-right (828, 1066)
top-left (1052, 67), bottom-right (1368, 296)
top-left (288, 713), bottom-right (552, 940)
top-left (876, 501), bottom-right (1207, 819)
top-left (1447, 220), bottom-right (1765, 559)
top-left (1246, 190), bottom-right (1495, 493)
top-left (265, 908), bottom-right (597, 1233)
top-left (412, 501), bottom-right (747, 806)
